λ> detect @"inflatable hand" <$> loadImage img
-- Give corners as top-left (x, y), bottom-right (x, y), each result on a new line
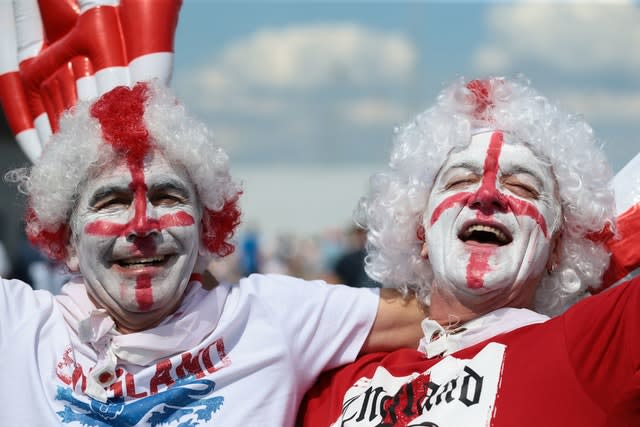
top-left (589, 152), bottom-right (640, 290)
top-left (0, 0), bottom-right (182, 162)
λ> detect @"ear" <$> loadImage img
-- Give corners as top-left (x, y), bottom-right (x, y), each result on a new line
top-left (198, 219), bottom-right (208, 257)
top-left (65, 243), bottom-right (80, 272)
top-left (420, 241), bottom-right (429, 259)
top-left (416, 217), bottom-right (428, 259)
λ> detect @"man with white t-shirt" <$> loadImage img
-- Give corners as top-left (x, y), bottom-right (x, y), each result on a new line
top-left (300, 77), bottom-right (640, 426)
top-left (0, 81), bottom-right (424, 426)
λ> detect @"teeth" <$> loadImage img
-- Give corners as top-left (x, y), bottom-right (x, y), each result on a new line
top-left (119, 256), bottom-right (167, 266)
top-left (462, 224), bottom-right (508, 243)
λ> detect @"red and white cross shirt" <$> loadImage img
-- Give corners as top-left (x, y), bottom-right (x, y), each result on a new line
top-left (300, 277), bottom-right (640, 427)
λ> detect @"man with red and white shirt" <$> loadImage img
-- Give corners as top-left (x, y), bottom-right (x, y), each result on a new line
top-left (0, 81), bottom-right (424, 426)
top-left (299, 77), bottom-right (640, 426)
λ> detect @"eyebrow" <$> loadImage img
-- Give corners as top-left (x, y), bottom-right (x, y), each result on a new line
top-left (148, 180), bottom-right (191, 198)
top-left (440, 161), bottom-right (482, 177)
top-left (438, 161), bottom-right (547, 189)
top-left (88, 178), bottom-right (192, 206)
top-left (502, 165), bottom-right (545, 188)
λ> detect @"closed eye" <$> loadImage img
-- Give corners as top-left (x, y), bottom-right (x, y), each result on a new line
top-left (502, 177), bottom-right (540, 199)
top-left (148, 185), bottom-right (189, 207)
top-left (150, 193), bottom-right (187, 207)
top-left (444, 174), bottom-right (480, 191)
top-left (92, 192), bottom-right (133, 210)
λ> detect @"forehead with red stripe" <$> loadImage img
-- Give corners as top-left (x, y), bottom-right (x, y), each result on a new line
top-left (429, 131), bottom-right (549, 237)
top-left (84, 83), bottom-right (241, 260)
top-left (86, 83), bottom-right (196, 244)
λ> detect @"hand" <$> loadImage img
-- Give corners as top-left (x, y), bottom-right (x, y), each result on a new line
top-left (0, 0), bottom-right (182, 162)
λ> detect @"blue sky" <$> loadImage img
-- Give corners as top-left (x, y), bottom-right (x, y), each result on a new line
top-left (0, 1), bottom-right (636, 253)
top-left (172, 1), bottom-right (639, 172)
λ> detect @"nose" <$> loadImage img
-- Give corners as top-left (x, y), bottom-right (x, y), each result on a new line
top-left (126, 226), bottom-right (160, 242)
top-left (126, 208), bottom-right (161, 242)
top-left (469, 183), bottom-right (508, 214)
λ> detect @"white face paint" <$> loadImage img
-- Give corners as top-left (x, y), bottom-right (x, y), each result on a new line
top-left (425, 130), bottom-right (561, 304)
top-left (69, 150), bottom-right (202, 331)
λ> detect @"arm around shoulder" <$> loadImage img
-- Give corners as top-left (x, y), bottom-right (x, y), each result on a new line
top-left (360, 288), bottom-right (426, 354)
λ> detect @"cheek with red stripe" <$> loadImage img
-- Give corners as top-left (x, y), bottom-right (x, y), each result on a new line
top-left (431, 198), bottom-right (548, 290)
top-left (84, 211), bottom-right (196, 238)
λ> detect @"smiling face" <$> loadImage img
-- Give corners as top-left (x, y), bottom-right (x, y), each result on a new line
top-left (425, 130), bottom-right (561, 307)
top-left (69, 150), bottom-right (202, 332)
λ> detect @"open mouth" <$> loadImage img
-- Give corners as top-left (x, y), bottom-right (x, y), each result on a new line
top-left (459, 224), bottom-right (512, 246)
top-left (115, 255), bottom-right (172, 269)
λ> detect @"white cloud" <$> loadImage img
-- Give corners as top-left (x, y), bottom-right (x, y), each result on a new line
top-left (209, 125), bottom-right (245, 150)
top-left (193, 23), bottom-right (416, 92)
top-left (173, 23), bottom-right (418, 163)
top-left (338, 98), bottom-right (407, 126)
top-left (558, 90), bottom-right (640, 121)
top-left (473, 47), bottom-right (510, 72)
top-left (473, 2), bottom-right (640, 74)
top-left (196, 68), bottom-right (229, 93)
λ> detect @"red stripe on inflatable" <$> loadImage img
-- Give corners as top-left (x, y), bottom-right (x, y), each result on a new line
top-left (601, 204), bottom-right (640, 289)
top-left (41, 77), bottom-right (62, 133)
top-left (71, 56), bottom-right (94, 79)
top-left (19, 6), bottom-right (127, 90)
top-left (38, 0), bottom-right (80, 43)
top-left (75, 6), bottom-right (128, 70)
top-left (119, 0), bottom-right (182, 60)
top-left (57, 62), bottom-right (78, 108)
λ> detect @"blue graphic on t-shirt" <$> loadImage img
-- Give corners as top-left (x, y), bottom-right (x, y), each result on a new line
top-left (55, 376), bottom-right (223, 427)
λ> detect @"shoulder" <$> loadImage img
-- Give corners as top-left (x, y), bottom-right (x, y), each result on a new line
top-left (235, 273), bottom-right (375, 301)
top-left (1, 277), bottom-right (34, 294)
top-left (564, 275), bottom-right (640, 323)
top-left (318, 348), bottom-right (430, 385)
top-left (226, 273), bottom-right (378, 333)
top-left (1, 277), bottom-right (55, 309)
top-left (237, 273), bottom-right (327, 290)
top-left (0, 278), bottom-right (58, 346)
top-left (300, 349), bottom-right (427, 425)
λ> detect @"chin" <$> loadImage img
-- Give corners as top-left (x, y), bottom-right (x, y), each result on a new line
top-left (449, 275), bottom-right (516, 295)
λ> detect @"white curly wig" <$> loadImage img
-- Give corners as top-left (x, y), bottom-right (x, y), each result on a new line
top-left (357, 76), bottom-right (615, 316)
top-left (7, 80), bottom-right (242, 264)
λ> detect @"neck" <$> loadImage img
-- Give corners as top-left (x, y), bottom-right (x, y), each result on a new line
top-left (428, 280), bottom-right (537, 328)
top-left (428, 287), bottom-right (487, 327)
top-left (86, 290), bottom-right (187, 334)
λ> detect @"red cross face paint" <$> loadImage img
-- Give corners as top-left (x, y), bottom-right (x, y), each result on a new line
top-left (70, 150), bottom-right (201, 328)
top-left (425, 130), bottom-right (561, 300)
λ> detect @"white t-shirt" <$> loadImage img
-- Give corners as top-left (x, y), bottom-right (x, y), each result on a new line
top-left (0, 273), bottom-right (379, 426)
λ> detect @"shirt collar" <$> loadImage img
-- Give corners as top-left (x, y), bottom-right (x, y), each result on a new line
top-left (418, 307), bottom-right (549, 359)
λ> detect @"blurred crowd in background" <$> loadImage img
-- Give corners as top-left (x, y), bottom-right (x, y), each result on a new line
top-left (210, 224), bottom-right (380, 288)
top-left (0, 234), bottom-right (69, 295)
top-left (0, 222), bottom-right (381, 296)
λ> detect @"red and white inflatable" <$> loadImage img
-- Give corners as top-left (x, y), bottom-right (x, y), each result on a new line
top-left (0, 0), bottom-right (182, 161)
top-left (602, 151), bottom-right (640, 287)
